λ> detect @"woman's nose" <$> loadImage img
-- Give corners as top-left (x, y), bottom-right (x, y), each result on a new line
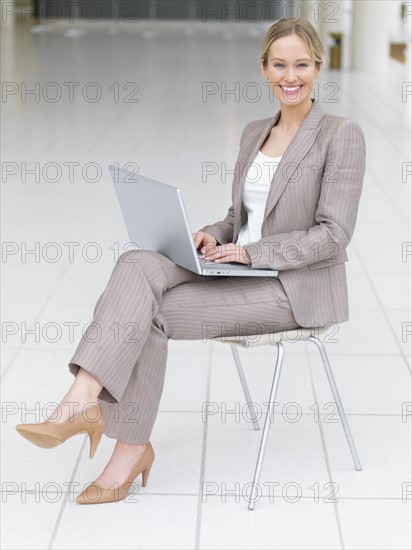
top-left (286, 69), bottom-right (297, 82)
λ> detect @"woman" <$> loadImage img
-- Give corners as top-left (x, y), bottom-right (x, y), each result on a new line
top-left (15, 18), bottom-right (366, 505)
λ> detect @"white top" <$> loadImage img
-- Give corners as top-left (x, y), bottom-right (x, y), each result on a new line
top-left (236, 150), bottom-right (282, 246)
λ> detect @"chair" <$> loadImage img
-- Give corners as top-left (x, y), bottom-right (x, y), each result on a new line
top-left (212, 326), bottom-right (362, 510)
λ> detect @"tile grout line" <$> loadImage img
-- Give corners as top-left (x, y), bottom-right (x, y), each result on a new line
top-left (1, 490), bottom-right (406, 500)
top-left (47, 436), bottom-right (87, 550)
top-left (306, 344), bottom-right (346, 550)
top-left (1, 245), bottom-right (88, 382)
top-left (194, 343), bottom-right (213, 550)
top-left (351, 243), bottom-right (411, 374)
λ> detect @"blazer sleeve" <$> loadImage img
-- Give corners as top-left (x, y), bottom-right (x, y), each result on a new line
top-left (197, 123), bottom-right (251, 245)
top-left (243, 118), bottom-right (366, 271)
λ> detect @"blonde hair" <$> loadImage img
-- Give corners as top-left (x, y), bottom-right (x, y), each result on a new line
top-left (261, 18), bottom-right (328, 69)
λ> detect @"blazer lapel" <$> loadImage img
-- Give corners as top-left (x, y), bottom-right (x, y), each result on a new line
top-left (233, 99), bottom-right (325, 241)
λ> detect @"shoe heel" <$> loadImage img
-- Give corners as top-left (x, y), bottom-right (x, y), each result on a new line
top-left (88, 426), bottom-right (103, 459)
top-left (141, 462), bottom-right (153, 487)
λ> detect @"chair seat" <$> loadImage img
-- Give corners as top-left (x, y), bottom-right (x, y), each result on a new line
top-left (211, 327), bottom-right (329, 348)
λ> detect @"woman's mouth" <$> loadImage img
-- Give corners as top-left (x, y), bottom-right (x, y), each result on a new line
top-left (280, 85), bottom-right (303, 95)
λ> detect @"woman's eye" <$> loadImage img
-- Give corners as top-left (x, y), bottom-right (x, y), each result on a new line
top-left (273, 63), bottom-right (308, 68)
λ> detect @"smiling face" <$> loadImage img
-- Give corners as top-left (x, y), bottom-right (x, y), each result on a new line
top-left (261, 33), bottom-right (322, 105)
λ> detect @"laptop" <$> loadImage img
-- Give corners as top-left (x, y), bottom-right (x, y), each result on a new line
top-left (109, 165), bottom-right (278, 277)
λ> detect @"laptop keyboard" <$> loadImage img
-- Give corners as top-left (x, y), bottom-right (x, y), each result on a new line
top-left (197, 254), bottom-right (234, 268)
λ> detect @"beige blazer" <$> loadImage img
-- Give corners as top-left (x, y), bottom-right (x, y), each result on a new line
top-left (199, 99), bottom-right (366, 328)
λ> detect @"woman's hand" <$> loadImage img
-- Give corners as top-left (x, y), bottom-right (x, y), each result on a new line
top-left (192, 231), bottom-right (218, 254)
top-left (192, 231), bottom-right (251, 265)
top-left (202, 243), bottom-right (252, 265)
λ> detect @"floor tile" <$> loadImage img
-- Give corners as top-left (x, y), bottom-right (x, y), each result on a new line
top-left (204, 413), bottom-right (329, 498)
top-left (1, 348), bottom-right (77, 404)
top-left (306, 309), bottom-right (400, 356)
top-left (324, 416), bottom-right (411, 499)
top-left (72, 412), bottom-right (204, 496)
top-left (1, 406), bottom-right (81, 488)
top-left (199, 496), bottom-right (341, 549)
top-left (0, 496), bottom-right (63, 550)
top-left (52, 495), bottom-right (198, 550)
top-left (209, 348), bottom-right (317, 415)
top-left (160, 351), bottom-right (209, 411)
top-left (309, 353), bottom-right (411, 415)
top-left (338, 499), bottom-right (412, 550)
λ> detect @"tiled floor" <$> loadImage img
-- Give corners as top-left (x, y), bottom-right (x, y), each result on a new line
top-left (1, 17), bottom-right (411, 550)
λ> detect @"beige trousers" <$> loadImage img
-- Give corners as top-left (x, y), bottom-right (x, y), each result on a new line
top-left (68, 249), bottom-right (300, 444)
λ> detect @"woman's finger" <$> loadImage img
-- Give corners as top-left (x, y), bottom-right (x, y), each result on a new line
top-left (204, 245), bottom-right (227, 259)
top-left (205, 245), bottom-right (249, 265)
top-left (206, 249), bottom-right (235, 263)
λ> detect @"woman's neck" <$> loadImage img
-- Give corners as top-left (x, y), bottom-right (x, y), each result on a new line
top-left (275, 98), bottom-right (314, 131)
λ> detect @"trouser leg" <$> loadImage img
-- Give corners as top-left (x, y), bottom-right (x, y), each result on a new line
top-left (68, 249), bottom-right (201, 403)
top-left (99, 323), bottom-right (170, 444)
top-left (111, 272), bottom-right (299, 444)
top-left (68, 249), bottom-right (299, 444)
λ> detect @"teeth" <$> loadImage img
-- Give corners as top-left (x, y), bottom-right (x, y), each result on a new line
top-left (282, 86), bottom-right (301, 91)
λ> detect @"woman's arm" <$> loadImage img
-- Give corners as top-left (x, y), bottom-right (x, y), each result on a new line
top-left (242, 119), bottom-right (366, 271)
top-left (196, 204), bottom-right (234, 246)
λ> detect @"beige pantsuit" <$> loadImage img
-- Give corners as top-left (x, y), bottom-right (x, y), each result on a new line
top-left (68, 99), bottom-right (366, 444)
top-left (68, 250), bottom-right (299, 444)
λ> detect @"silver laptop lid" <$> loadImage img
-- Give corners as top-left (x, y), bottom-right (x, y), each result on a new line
top-left (109, 165), bottom-right (202, 273)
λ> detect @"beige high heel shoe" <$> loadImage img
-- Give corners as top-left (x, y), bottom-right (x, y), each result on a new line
top-left (76, 441), bottom-right (155, 504)
top-left (15, 404), bottom-right (104, 459)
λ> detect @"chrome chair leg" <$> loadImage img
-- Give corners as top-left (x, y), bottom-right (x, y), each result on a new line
top-left (248, 341), bottom-right (285, 511)
top-left (308, 335), bottom-right (362, 471)
top-left (230, 345), bottom-right (260, 431)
